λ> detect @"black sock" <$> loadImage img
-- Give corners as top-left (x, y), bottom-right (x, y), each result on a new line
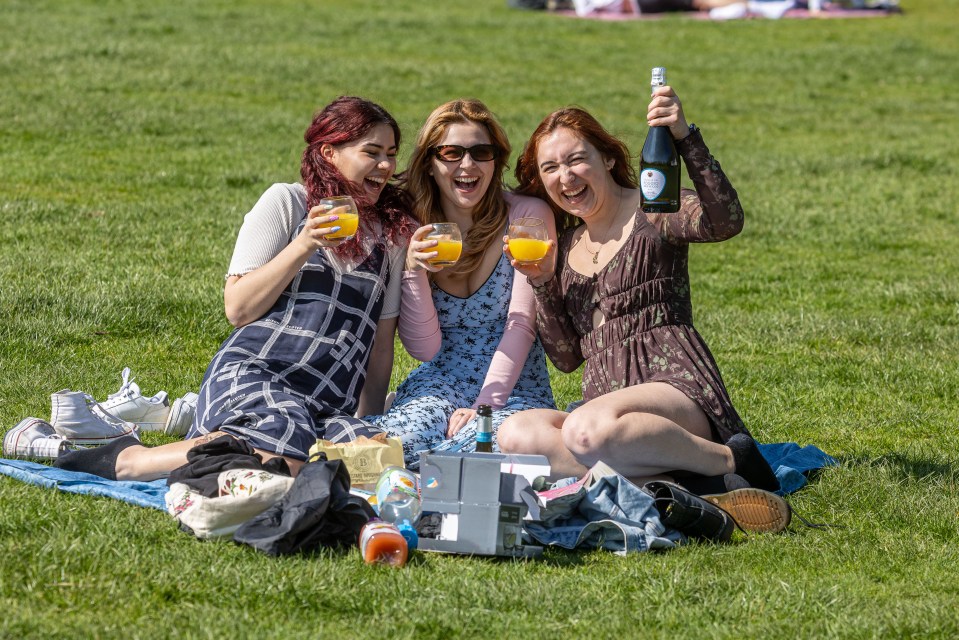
top-left (675, 472), bottom-right (750, 496)
top-left (54, 436), bottom-right (142, 480)
top-left (727, 434), bottom-right (780, 492)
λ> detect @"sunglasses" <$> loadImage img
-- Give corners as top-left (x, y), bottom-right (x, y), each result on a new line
top-left (432, 144), bottom-right (498, 163)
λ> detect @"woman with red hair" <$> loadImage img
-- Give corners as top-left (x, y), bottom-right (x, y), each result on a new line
top-left (499, 86), bottom-right (780, 496)
top-left (52, 96), bottom-right (415, 480)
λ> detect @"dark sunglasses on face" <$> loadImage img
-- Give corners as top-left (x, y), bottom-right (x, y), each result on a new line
top-left (432, 144), bottom-right (497, 163)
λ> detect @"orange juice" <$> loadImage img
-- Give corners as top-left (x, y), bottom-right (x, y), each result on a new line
top-left (359, 520), bottom-right (409, 567)
top-left (508, 238), bottom-right (549, 263)
top-left (429, 240), bottom-right (463, 266)
top-left (320, 213), bottom-right (359, 239)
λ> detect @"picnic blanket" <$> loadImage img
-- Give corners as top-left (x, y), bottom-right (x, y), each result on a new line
top-left (552, 3), bottom-right (899, 19)
top-left (759, 442), bottom-right (837, 495)
top-left (0, 458), bottom-right (168, 510)
top-left (0, 442), bottom-right (836, 511)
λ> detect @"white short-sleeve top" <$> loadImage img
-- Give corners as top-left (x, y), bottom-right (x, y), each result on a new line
top-left (226, 183), bottom-right (405, 319)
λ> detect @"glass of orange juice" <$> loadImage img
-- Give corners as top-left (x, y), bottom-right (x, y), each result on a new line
top-left (507, 218), bottom-right (549, 265)
top-left (427, 222), bottom-right (463, 266)
top-left (318, 196), bottom-right (359, 240)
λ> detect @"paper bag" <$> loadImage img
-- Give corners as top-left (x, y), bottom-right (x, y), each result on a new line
top-left (308, 433), bottom-right (405, 489)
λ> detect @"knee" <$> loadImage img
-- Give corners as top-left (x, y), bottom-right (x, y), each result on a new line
top-left (562, 407), bottom-right (618, 461)
top-left (496, 411), bottom-right (536, 453)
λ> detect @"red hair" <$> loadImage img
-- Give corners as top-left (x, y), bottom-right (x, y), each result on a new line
top-left (300, 96), bottom-right (415, 255)
top-left (515, 107), bottom-right (637, 233)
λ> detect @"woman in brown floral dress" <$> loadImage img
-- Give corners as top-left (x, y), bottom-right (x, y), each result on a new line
top-left (497, 86), bottom-right (779, 493)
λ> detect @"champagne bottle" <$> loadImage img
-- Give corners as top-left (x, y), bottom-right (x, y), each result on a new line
top-left (475, 404), bottom-right (493, 453)
top-left (640, 67), bottom-right (680, 214)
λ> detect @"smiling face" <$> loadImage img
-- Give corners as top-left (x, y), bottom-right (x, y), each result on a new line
top-left (430, 121), bottom-right (496, 219)
top-left (536, 126), bottom-right (616, 223)
top-left (324, 122), bottom-right (397, 202)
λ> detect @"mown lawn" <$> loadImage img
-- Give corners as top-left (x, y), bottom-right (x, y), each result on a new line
top-left (1, 0), bottom-right (957, 638)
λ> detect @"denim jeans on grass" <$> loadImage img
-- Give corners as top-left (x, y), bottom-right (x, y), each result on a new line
top-left (524, 474), bottom-right (683, 554)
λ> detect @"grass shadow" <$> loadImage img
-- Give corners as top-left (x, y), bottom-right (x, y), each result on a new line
top-left (834, 451), bottom-right (959, 484)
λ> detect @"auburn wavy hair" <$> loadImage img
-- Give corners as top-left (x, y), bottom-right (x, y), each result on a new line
top-left (401, 98), bottom-right (511, 276)
top-left (301, 96), bottom-right (415, 256)
top-left (515, 107), bottom-right (637, 233)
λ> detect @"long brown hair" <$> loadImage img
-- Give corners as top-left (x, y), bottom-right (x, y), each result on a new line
top-left (301, 96), bottom-right (415, 254)
top-left (402, 98), bottom-right (511, 275)
top-left (515, 107), bottom-right (636, 233)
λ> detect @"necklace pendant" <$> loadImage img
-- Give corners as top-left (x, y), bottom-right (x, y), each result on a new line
top-left (592, 254), bottom-right (598, 264)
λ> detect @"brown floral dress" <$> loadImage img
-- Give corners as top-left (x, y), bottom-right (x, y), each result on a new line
top-left (532, 128), bottom-right (749, 443)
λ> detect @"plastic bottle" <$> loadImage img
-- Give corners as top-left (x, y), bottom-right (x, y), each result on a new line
top-left (359, 520), bottom-right (409, 567)
top-left (374, 466), bottom-right (421, 549)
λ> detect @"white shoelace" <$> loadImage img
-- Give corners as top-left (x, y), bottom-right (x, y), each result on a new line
top-left (82, 392), bottom-right (132, 427)
top-left (106, 367), bottom-right (138, 402)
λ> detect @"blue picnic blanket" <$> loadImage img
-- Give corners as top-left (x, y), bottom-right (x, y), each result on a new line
top-left (0, 459), bottom-right (168, 511)
top-left (0, 442), bottom-right (837, 512)
top-left (758, 442), bottom-right (837, 495)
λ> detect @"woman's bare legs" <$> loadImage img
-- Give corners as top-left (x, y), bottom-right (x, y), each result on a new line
top-left (113, 432), bottom-right (305, 481)
top-left (497, 408), bottom-right (589, 480)
top-left (498, 383), bottom-right (734, 481)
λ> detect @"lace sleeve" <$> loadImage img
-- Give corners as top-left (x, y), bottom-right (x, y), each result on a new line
top-left (649, 127), bottom-right (745, 245)
top-left (532, 275), bottom-right (584, 373)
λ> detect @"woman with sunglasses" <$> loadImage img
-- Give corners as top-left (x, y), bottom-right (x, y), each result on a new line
top-left (364, 98), bottom-right (556, 469)
top-left (51, 96), bottom-right (415, 480)
top-left (497, 86), bottom-right (780, 496)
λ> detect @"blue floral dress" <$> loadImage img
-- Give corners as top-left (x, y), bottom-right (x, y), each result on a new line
top-left (366, 253), bottom-right (555, 469)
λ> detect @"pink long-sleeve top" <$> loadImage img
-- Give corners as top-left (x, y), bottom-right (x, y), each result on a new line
top-left (397, 192), bottom-right (556, 409)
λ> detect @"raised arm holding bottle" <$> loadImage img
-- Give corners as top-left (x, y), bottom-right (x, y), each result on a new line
top-left (499, 80), bottom-right (781, 498)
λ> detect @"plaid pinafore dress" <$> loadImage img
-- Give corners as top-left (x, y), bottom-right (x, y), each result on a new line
top-left (187, 220), bottom-right (389, 460)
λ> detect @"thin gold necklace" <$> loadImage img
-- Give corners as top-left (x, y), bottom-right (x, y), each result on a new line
top-left (582, 234), bottom-right (602, 264)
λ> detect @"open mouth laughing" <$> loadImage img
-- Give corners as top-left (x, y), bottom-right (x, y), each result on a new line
top-left (454, 176), bottom-right (480, 192)
top-left (365, 175), bottom-right (386, 194)
top-left (562, 184), bottom-right (587, 204)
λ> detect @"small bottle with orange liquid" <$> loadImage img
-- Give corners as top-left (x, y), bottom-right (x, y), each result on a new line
top-left (359, 520), bottom-right (409, 567)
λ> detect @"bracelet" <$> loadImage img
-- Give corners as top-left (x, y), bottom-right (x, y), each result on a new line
top-left (676, 123), bottom-right (700, 144)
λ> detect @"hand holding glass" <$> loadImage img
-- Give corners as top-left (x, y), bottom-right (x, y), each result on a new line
top-left (317, 196), bottom-right (359, 240)
top-left (507, 218), bottom-right (549, 265)
top-left (427, 222), bottom-right (463, 266)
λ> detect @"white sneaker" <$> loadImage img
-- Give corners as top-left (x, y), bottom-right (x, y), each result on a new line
top-left (99, 367), bottom-right (170, 431)
top-left (50, 389), bottom-right (140, 446)
top-left (3, 418), bottom-right (72, 460)
top-left (164, 392), bottom-right (198, 437)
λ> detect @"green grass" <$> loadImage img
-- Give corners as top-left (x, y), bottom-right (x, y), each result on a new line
top-left (2, 0), bottom-right (958, 637)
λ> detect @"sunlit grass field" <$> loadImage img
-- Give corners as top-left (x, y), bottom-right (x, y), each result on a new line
top-left (1, 0), bottom-right (958, 637)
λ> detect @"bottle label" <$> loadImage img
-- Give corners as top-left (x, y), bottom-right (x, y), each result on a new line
top-left (640, 168), bottom-right (667, 201)
top-left (360, 520), bottom-right (399, 545)
top-left (476, 432), bottom-right (493, 443)
top-left (375, 467), bottom-right (419, 506)
top-left (359, 521), bottom-right (407, 566)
